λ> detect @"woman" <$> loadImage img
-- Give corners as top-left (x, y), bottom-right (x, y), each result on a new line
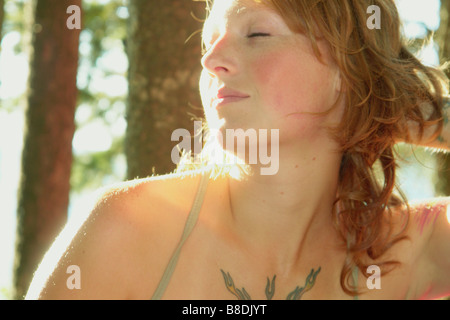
top-left (27, 0), bottom-right (449, 299)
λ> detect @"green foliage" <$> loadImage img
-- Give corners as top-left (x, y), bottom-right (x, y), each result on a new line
top-left (1, 0), bottom-right (28, 54)
top-left (80, 0), bottom-right (128, 77)
top-left (71, 135), bottom-right (125, 192)
top-left (72, 0), bottom-right (129, 191)
top-left (0, 286), bottom-right (13, 300)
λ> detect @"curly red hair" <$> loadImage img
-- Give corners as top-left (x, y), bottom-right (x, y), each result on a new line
top-left (261, 0), bottom-right (449, 296)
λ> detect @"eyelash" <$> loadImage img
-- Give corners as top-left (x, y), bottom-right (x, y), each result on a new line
top-left (247, 32), bottom-right (271, 38)
top-left (201, 32), bottom-right (271, 55)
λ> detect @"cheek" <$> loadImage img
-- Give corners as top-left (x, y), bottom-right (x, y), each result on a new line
top-left (252, 51), bottom-right (338, 142)
top-left (253, 51), bottom-right (329, 117)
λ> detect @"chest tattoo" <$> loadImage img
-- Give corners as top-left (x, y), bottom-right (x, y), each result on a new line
top-left (220, 267), bottom-right (321, 300)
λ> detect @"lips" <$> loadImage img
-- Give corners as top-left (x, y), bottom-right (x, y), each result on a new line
top-left (213, 87), bottom-right (250, 108)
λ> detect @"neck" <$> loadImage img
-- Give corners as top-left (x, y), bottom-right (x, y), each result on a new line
top-left (225, 143), bottom-right (343, 271)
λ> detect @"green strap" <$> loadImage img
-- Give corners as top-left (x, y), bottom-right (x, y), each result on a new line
top-left (352, 265), bottom-right (359, 300)
top-left (346, 233), bottom-right (359, 300)
top-left (151, 172), bottom-right (210, 300)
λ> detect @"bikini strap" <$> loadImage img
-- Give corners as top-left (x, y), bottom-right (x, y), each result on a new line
top-left (151, 171), bottom-right (210, 300)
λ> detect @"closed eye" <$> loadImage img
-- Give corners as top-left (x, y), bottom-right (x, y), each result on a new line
top-left (247, 32), bottom-right (271, 38)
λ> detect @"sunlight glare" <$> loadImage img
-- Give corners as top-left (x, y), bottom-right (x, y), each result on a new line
top-left (447, 204), bottom-right (450, 225)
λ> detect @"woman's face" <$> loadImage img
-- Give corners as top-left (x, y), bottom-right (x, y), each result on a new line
top-left (200, 0), bottom-right (343, 148)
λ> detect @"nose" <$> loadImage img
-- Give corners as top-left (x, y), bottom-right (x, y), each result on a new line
top-left (201, 35), bottom-right (238, 77)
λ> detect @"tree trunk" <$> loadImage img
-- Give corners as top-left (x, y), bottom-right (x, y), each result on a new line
top-left (126, 0), bottom-right (204, 178)
top-left (14, 0), bottom-right (81, 299)
top-left (436, 0), bottom-right (450, 196)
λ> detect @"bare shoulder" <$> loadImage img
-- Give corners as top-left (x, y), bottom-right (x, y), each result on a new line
top-left (405, 197), bottom-right (449, 238)
top-left (387, 197), bottom-right (448, 245)
top-left (386, 197), bottom-right (450, 299)
top-left (26, 169), bottom-right (208, 300)
top-left (406, 197), bottom-right (450, 298)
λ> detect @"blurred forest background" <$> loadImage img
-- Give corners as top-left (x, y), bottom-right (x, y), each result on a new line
top-left (0, 0), bottom-right (448, 300)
